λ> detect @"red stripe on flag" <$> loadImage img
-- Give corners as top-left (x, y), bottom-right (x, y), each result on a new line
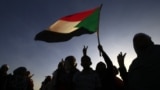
top-left (60, 8), bottom-right (98, 21)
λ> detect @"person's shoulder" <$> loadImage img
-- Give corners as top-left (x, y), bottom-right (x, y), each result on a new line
top-left (152, 44), bottom-right (160, 51)
top-left (154, 44), bottom-right (160, 48)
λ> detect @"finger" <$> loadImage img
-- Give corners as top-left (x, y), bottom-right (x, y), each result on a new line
top-left (120, 52), bottom-right (122, 55)
top-left (123, 53), bottom-right (127, 57)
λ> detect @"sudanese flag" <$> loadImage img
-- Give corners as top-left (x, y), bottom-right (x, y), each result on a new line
top-left (35, 5), bottom-right (102, 43)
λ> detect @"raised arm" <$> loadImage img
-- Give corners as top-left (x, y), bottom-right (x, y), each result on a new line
top-left (98, 44), bottom-right (113, 69)
top-left (117, 52), bottom-right (128, 83)
top-left (83, 46), bottom-right (88, 56)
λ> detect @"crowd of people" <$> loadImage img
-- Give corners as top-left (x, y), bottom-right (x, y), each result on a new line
top-left (39, 44), bottom-right (124, 90)
top-left (1, 32), bottom-right (160, 90)
top-left (0, 64), bottom-right (34, 90)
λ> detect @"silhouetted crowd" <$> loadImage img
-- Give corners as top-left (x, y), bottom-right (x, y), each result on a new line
top-left (0, 64), bottom-right (34, 90)
top-left (1, 33), bottom-right (160, 90)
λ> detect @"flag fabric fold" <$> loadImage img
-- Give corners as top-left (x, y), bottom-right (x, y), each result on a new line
top-left (35, 5), bottom-right (102, 42)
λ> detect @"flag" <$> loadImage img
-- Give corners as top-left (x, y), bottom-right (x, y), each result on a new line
top-left (35, 5), bottom-right (102, 42)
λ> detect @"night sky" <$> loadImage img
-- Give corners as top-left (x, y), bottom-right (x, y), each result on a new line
top-left (1, 0), bottom-right (160, 90)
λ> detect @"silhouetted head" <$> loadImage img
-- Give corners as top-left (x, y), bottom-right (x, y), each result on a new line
top-left (95, 62), bottom-right (106, 72)
top-left (43, 75), bottom-right (52, 85)
top-left (13, 66), bottom-right (27, 76)
top-left (64, 56), bottom-right (77, 71)
top-left (81, 55), bottom-right (92, 69)
top-left (133, 33), bottom-right (154, 55)
top-left (45, 76), bottom-right (52, 82)
top-left (0, 64), bottom-right (9, 73)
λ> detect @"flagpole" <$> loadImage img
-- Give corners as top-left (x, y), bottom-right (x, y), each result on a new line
top-left (97, 28), bottom-right (102, 57)
top-left (97, 4), bottom-right (103, 56)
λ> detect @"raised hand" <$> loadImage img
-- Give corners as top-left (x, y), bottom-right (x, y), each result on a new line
top-left (83, 46), bottom-right (88, 56)
top-left (117, 52), bottom-right (126, 67)
top-left (98, 44), bottom-right (103, 52)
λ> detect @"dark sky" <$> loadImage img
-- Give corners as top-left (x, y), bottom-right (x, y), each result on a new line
top-left (1, 0), bottom-right (160, 90)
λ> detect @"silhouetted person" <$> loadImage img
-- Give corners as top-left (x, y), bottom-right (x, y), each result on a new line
top-left (96, 44), bottom-right (124, 90)
top-left (7, 66), bottom-right (28, 90)
top-left (50, 59), bottom-right (65, 90)
top-left (117, 33), bottom-right (160, 90)
top-left (40, 75), bottom-right (52, 90)
top-left (73, 46), bottom-right (101, 90)
top-left (52, 56), bottom-right (79, 90)
top-left (26, 71), bottom-right (34, 90)
top-left (0, 64), bottom-right (9, 90)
